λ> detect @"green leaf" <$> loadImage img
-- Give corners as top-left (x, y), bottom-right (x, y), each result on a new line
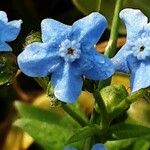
top-left (72, 0), bottom-right (101, 15)
top-left (15, 101), bottom-right (79, 128)
top-left (15, 101), bottom-right (63, 124)
top-left (14, 118), bottom-right (71, 150)
top-left (106, 139), bottom-right (135, 150)
top-left (133, 140), bottom-right (150, 150)
top-left (106, 139), bottom-right (150, 150)
top-left (108, 123), bottom-right (150, 140)
top-left (14, 101), bottom-right (81, 150)
top-left (0, 53), bottom-right (17, 85)
top-left (67, 125), bottom-right (101, 144)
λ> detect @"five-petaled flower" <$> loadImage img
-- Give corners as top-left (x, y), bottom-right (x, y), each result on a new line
top-left (0, 11), bottom-right (22, 51)
top-left (18, 12), bottom-right (114, 103)
top-left (112, 8), bottom-right (150, 92)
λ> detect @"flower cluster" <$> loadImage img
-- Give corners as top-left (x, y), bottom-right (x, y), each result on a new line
top-left (1, 7), bottom-right (150, 150)
top-left (2, 8), bottom-right (150, 102)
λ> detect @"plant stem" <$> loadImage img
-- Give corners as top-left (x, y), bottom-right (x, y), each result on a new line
top-left (34, 77), bottom-right (49, 91)
top-left (111, 88), bottom-right (147, 119)
top-left (98, 77), bottom-right (111, 91)
top-left (98, 0), bottom-right (124, 91)
top-left (62, 103), bottom-right (87, 127)
top-left (93, 90), bottom-right (109, 130)
top-left (83, 137), bottom-right (92, 150)
top-left (105, 0), bottom-right (124, 58)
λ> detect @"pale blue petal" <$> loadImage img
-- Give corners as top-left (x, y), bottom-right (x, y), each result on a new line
top-left (127, 56), bottom-right (150, 92)
top-left (92, 144), bottom-right (106, 150)
top-left (111, 44), bottom-right (133, 73)
top-left (0, 42), bottom-right (12, 51)
top-left (71, 12), bottom-right (107, 48)
top-left (51, 63), bottom-right (83, 103)
top-left (41, 19), bottom-right (71, 43)
top-left (0, 11), bottom-right (8, 22)
top-left (82, 50), bottom-right (115, 80)
top-left (17, 42), bottom-right (61, 77)
top-left (144, 23), bottom-right (150, 36)
top-left (120, 9), bottom-right (148, 41)
top-left (1, 20), bottom-right (22, 42)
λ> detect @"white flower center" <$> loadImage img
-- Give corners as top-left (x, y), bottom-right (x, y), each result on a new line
top-left (132, 37), bottom-right (150, 60)
top-left (59, 39), bottom-right (81, 62)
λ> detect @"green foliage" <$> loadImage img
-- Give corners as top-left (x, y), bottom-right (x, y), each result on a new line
top-left (67, 125), bottom-right (101, 144)
top-left (72, 0), bottom-right (101, 15)
top-left (0, 53), bottom-right (17, 85)
top-left (133, 140), bottom-right (150, 150)
top-left (106, 123), bottom-right (150, 149)
top-left (106, 139), bottom-right (150, 150)
top-left (108, 123), bottom-right (150, 140)
top-left (72, 0), bottom-right (150, 33)
top-left (14, 101), bottom-right (80, 150)
top-left (15, 101), bottom-right (63, 125)
top-left (14, 118), bottom-right (70, 150)
top-left (116, 0), bottom-right (150, 33)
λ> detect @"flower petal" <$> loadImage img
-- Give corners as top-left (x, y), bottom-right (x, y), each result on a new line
top-left (51, 63), bottom-right (83, 103)
top-left (82, 50), bottom-right (115, 80)
top-left (71, 12), bottom-right (107, 48)
top-left (120, 9), bottom-right (148, 41)
top-left (0, 11), bottom-right (8, 22)
top-left (128, 56), bottom-right (150, 92)
top-left (17, 42), bottom-right (61, 77)
top-left (92, 144), bottom-right (106, 150)
top-left (0, 42), bottom-right (12, 51)
top-left (1, 20), bottom-right (22, 42)
top-left (111, 44), bottom-right (132, 73)
top-left (41, 19), bottom-right (71, 43)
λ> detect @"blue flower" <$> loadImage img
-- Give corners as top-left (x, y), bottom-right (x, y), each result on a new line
top-left (64, 144), bottom-right (106, 150)
top-left (91, 144), bottom-right (106, 150)
top-left (18, 12), bottom-right (114, 103)
top-left (0, 11), bottom-right (22, 51)
top-left (112, 8), bottom-right (150, 92)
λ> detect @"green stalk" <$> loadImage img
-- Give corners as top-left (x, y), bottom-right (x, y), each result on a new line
top-left (34, 77), bottom-right (49, 91)
top-left (61, 103), bottom-right (87, 127)
top-left (98, 0), bottom-right (124, 90)
top-left (105, 0), bottom-right (124, 58)
top-left (83, 137), bottom-right (92, 150)
top-left (93, 90), bottom-right (109, 130)
top-left (111, 88), bottom-right (147, 119)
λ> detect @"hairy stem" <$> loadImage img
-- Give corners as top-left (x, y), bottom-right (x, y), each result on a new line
top-left (105, 0), bottom-right (124, 58)
top-left (97, 0), bottom-right (124, 98)
top-left (93, 90), bottom-right (109, 130)
top-left (62, 103), bottom-right (87, 127)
